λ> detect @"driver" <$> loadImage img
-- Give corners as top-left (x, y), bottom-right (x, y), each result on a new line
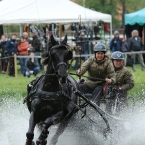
top-left (77, 43), bottom-right (116, 106)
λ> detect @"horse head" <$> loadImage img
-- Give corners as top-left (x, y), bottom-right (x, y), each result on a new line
top-left (47, 34), bottom-right (72, 84)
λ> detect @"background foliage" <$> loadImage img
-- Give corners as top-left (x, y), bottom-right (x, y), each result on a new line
top-left (75, 0), bottom-right (145, 27)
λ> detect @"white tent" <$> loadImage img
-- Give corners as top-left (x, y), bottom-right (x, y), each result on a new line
top-left (0, 0), bottom-right (112, 36)
top-left (0, 0), bottom-right (111, 24)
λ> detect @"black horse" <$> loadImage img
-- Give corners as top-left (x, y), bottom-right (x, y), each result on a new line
top-left (25, 35), bottom-right (78, 145)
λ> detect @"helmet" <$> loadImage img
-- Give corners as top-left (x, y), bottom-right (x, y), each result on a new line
top-left (111, 51), bottom-right (124, 60)
top-left (80, 31), bottom-right (85, 36)
top-left (94, 43), bottom-right (106, 52)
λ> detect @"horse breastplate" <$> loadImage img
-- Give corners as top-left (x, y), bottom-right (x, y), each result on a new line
top-left (33, 89), bottom-right (62, 101)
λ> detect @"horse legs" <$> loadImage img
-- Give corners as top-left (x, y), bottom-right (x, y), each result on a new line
top-left (25, 111), bottom-right (36, 145)
top-left (36, 111), bottom-right (64, 145)
top-left (36, 124), bottom-right (49, 145)
top-left (49, 119), bottom-right (69, 145)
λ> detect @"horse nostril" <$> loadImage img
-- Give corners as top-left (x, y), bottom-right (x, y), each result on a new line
top-left (59, 77), bottom-right (67, 84)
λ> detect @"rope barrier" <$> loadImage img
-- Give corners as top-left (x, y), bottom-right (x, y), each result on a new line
top-left (73, 51), bottom-right (145, 57)
top-left (0, 50), bottom-right (145, 60)
top-left (0, 50), bottom-right (145, 77)
top-left (0, 55), bottom-right (41, 60)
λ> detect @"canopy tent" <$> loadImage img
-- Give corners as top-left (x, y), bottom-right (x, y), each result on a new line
top-left (125, 8), bottom-right (145, 26)
top-left (125, 8), bottom-right (145, 40)
top-left (125, 8), bottom-right (145, 50)
top-left (0, 0), bottom-right (112, 24)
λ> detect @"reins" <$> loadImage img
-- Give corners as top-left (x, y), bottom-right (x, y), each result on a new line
top-left (42, 72), bottom-right (105, 82)
top-left (68, 72), bottom-right (105, 82)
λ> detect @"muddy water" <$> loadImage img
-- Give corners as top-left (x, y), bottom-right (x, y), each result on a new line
top-left (0, 97), bottom-right (145, 145)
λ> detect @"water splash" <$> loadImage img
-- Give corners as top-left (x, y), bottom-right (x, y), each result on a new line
top-left (1, 96), bottom-right (145, 145)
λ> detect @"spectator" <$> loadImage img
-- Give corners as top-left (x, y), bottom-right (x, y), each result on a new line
top-left (31, 31), bottom-right (42, 69)
top-left (120, 36), bottom-right (128, 52)
top-left (71, 23), bottom-right (77, 32)
top-left (72, 45), bottom-right (81, 70)
top-left (128, 30), bottom-right (145, 71)
top-left (45, 24), bottom-right (52, 37)
top-left (18, 36), bottom-right (29, 75)
top-left (75, 32), bottom-right (89, 61)
top-left (94, 23), bottom-right (99, 38)
top-left (25, 51), bottom-right (40, 77)
top-left (0, 35), bottom-right (8, 74)
top-left (6, 34), bottom-right (17, 77)
top-left (120, 36), bottom-right (128, 66)
top-left (23, 32), bottom-right (31, 44)
top-left (110, 30), bottom-right (122, 52)
top-left (77, 23), bottom-right (86, 36)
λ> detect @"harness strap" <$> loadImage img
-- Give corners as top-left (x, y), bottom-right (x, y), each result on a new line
top-left (56, 62), bottom-right (67, 69)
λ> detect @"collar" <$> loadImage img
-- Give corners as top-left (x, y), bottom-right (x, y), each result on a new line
top-left (115, 65), bottom-right (123, 71)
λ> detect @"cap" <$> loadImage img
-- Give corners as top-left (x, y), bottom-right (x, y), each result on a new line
top-left (114, 30), bottom-right (119, 35)
top-left (80, 32), bottom-right (85, 36)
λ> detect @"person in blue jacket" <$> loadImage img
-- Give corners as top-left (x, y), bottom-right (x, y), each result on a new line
top-left (110, 30), bottom-right (122, 52)
top-left (6, 34), bottom-right (17, 76)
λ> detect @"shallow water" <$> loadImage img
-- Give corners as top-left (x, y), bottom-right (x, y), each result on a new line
top-left (0, 97), bottom-right (145, 145)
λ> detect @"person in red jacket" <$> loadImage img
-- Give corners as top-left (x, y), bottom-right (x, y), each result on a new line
top-left (18, 36), bottom-right (29, 75)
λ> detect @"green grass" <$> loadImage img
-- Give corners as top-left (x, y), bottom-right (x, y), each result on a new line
top-left (125, 65), bottom-right (145, 97)
top-left (0, 69), bottom-right (43, 99)
top-left (0, 64), bottom-right (145, 99)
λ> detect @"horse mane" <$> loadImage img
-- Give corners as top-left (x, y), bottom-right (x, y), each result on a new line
top-left (41, 39), bottom-right (52, 65)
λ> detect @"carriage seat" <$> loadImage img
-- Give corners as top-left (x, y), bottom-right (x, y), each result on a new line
top-left (81, 82), bottom-right (111, 100)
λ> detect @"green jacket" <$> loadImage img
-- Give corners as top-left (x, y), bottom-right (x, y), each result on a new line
top-left (80, 55), bottom-right (116, 89)
top-left (113, 66), bottom-right (134, 92)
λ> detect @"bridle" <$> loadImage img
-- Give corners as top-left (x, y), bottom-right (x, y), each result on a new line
top-left (48, 44), bottom-right (68, 73)
top-left (56, 62), bottom-right (67, 69)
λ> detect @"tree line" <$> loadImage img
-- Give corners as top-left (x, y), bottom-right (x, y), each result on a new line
top-left (75, 0), bottom-right (145, 27)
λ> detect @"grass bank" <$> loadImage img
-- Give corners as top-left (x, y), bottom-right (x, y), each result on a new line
top-left (0, 71), bottom-right (42, 99)
top-left (0, 64), bottom-right (145, 99)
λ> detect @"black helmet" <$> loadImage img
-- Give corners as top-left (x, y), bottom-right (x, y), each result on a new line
top-left (111, 51), bottom-right (124, 60)
top-left (94, 43), bottom-right (106, 52)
